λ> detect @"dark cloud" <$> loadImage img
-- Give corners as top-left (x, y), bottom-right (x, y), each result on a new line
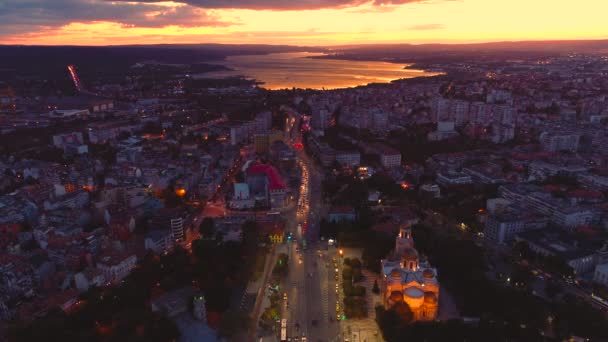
top-left (109, 0), bottom-right (363, 11)
top-left (109, 0), bottom-right (445, 11)
top-left (0, 0), bottom-right (452, 39)
top-left (0, 0), bottom-right (233, 36)
top-left (408, 24), bottom-right (445, 30)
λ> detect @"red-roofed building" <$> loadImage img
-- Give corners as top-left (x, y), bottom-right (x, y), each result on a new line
top-left (575, 225), bottom-right (601, 237)
top-left (96, 251), bottom-right (137, 284)
top-left (17, 288), bottom-right (79, 321)
top-left (109, 218), bottom-right (133, 242)
top-left (370, 143), bottom-right (402, 169)
top-left (568, 189), bottom-right (604, 201)
top-left (247, 164), bottom-right (286, 190)
top-left (246, 163), bottom-right (287, 209)
top-left (511, 151), bottom-right (555, 161)
top-left (0, 224), bottom-right (21, 235)
top-left (0, 224), bottom-right (21, 251)
top-left (543, 185), bottom-right (562, 193)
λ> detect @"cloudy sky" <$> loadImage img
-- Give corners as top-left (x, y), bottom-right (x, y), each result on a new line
top-left (0, 0), bottom-right (606, 45)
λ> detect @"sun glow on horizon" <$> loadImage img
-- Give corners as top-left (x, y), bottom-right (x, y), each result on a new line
top-left (1, 0), bottom-right (607, 46)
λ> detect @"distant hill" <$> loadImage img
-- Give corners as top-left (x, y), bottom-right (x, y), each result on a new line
top-left (0, 44), bottom-right (323, 80)
top-left (1, 40), bottom-right (606, 81)
top-left (332, 39), bottom-right (608, 54)
top-left (311, 39), bottom-right (608, 66)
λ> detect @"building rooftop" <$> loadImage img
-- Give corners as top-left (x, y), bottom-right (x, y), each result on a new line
top-left (516, 229), bottom-right (601, 260)
top-left (247, 163), bottom-right (286, 190)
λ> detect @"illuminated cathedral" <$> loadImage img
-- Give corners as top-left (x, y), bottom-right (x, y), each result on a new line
top-left (380, 224), bottom-right (439, 321)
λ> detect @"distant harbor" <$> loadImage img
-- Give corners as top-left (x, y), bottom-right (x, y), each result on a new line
top-left (197, 52), bottom-right (440, 90)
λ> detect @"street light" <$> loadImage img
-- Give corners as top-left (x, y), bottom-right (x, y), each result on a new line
top-left (339, 249), bottom-right (344, 257)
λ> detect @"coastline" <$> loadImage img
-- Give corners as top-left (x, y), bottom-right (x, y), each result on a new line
top-left (306, 53), bottom-right (445, 77)
top-left (196, 51), bottom-right (442, 90)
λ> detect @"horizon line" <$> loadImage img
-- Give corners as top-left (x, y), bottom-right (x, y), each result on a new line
top-left (2, 38), bottom-right (608, 48)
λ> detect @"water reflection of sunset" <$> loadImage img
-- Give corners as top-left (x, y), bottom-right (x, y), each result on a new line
top-left (199, 52), bottom-right (441, 90)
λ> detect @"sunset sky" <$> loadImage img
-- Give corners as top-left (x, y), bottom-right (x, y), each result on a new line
top-left (0, 0), bottom-right (606, 46)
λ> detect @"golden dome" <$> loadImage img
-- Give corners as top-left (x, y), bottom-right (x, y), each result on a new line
top-left (390, 291), bottom-right (404, 302)
top-left (424, 292), bottom-right (438, 304)
top-left (390, 268), bottom-right (401, 279)
top-left (423, 269), bottom-right (434, 279)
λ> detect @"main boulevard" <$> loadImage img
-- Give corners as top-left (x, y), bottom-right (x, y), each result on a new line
top-left (277, 149), bottom-right (342, 341)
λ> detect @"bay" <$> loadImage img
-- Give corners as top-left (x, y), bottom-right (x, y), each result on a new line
top-left (197, 52), bottom-right (438, 90)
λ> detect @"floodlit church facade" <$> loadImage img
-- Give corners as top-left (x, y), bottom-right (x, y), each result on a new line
top-left (381, 224), bottom-right (440, 321)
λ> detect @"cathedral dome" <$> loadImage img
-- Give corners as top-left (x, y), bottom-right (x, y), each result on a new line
top-left (424, 292), bottom-right (438, 304)
top-left (390, 268), bottom-right (402, 279)
top-left (389, 291), bottom-right (403, 302)
top-left (403, 287), bottom-right (425, 308)
top-left (404, 287), bottom-right (424, 299)
top-left (423, 269), bottom-right (434, 279)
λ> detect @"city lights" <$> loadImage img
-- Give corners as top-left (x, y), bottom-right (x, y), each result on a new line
top-left (3, 4), bottom-right (607, 340)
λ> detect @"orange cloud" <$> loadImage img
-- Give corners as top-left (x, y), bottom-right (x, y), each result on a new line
top-left (1, 0), bottom-right (607, 46)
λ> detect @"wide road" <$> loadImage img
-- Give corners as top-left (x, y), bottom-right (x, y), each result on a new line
top-left (281, 147), bottom-right (340, 341)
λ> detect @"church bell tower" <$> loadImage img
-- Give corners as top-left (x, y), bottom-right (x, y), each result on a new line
top-left (395, 224), bottom-right (414, 256)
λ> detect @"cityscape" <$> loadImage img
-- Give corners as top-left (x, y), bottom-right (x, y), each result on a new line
top-left (1, 1), bottom-right (608, 342)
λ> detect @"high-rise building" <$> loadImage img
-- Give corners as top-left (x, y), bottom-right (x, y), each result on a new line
top-left (371, 109), bottom-right (389, 131)
top-left (469, 102), bottom-right (491, 125)
top-left (452, 100), bottom-right (470, 126)
top-left (312, 108), bottom-right (332, 131)
top-left (148, 208), bottom-right (188, 244)
top-left (430, 97), bottom-right (450, 122)
top-left (539, 131), bottom-right (581, 152)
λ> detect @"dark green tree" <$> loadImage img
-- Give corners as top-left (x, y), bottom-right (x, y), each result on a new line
top-left (392, 301), bottom-right (414, 325)
top-left (218, 309), bottom-right (250, 338)
top-left (199, 217), bottom-right (215, 239)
